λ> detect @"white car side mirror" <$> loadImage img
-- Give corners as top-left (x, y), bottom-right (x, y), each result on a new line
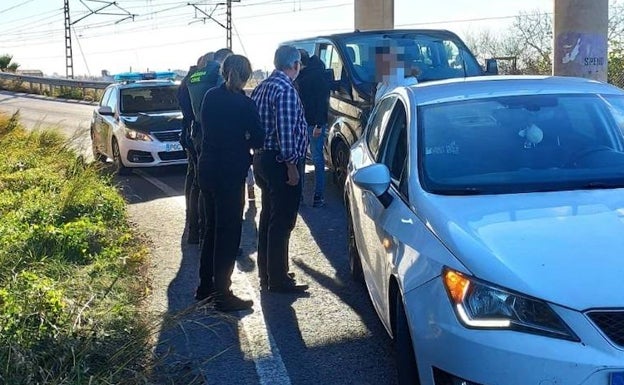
top-left (352, 163), bottom-right (391, 197)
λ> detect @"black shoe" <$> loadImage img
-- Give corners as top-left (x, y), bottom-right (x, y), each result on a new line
top-left (260, 272), bottom-right (295, 289)
top-left (195, 286), bottom-right (215, 301)
top-left (215, 293), bottom-right (254, 312)
top-left (268, 278), bottom-right (308, 293)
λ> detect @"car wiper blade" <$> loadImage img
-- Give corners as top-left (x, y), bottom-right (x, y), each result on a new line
top-left (580, 181), bottom-right (624, 189)
top-left (432, 187), bottom-right (482, 195)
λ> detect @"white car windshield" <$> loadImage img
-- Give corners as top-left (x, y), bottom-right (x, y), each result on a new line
top-left (420, 94), bottom-right (624, 194)
top-left (120, 85), bottom-right (179, 114)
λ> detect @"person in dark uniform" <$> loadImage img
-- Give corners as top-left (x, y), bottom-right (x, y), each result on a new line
top-left (251, 45), bottom-right (309, 293)
top-left (177, 53), bottom-right (210, 244)
top-left (195, 54), bottom-right (265, 311)
top-left (186, 48), bottom-right (232, 247)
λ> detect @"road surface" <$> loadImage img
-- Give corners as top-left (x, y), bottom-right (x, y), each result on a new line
top-left (0, 92), bottom-right (399, 385)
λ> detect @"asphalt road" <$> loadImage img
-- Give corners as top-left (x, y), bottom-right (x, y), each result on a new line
top-left (0, 92), bottom-right (399, 385)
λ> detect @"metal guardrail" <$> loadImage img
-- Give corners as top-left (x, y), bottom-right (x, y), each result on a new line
top-left (0, 71), bottom-right (111, 89)
top-left (0, 71), bottom-right (111, 99)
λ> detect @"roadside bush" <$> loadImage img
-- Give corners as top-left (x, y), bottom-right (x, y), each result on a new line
top-left (0, 113), bottom-right (153, 384)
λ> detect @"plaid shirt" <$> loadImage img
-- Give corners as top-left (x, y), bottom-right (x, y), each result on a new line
top-left (251, 70), bottom-right (308, 164)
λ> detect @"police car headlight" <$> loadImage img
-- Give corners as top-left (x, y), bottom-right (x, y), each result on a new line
top-left (124, 128), bottom-right (152, 141)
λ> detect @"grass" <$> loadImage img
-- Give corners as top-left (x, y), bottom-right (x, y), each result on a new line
top-left (0, 111), bottom-right (153, 384)
top-left (0, 80), bottom-right (103, 102)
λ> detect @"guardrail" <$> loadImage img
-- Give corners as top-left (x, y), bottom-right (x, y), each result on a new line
top-left (0, 72), bottom-right (111, 101)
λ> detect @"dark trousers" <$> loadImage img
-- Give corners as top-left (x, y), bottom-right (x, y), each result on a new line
top-left (184, 148), bottom-right (200, 237)
top-left (197, 181), bottom-right (245, 295)
top-left (253, 151), bottom-right (302, 286)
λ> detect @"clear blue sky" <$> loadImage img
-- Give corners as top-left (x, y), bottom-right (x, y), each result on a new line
top-left (0, 0), bottom-right (552, 77)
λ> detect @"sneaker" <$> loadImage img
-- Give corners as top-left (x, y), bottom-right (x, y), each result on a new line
top-left (215, 293), bottom-right (253, 312)
top-left (312, 195), bottom-right (325, 208)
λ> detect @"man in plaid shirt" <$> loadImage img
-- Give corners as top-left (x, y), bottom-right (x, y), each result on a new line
top-left (251, 45), bottom-right (309, 293)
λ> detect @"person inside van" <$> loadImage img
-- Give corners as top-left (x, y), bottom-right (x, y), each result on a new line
top-left (373, 40), bottom-right (418, 103)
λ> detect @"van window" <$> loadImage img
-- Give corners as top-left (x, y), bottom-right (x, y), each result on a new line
top-left (319, 44), bottom-right (343, 83)
top-left (337, 32), bottom-right (482, 83)
top-left (292, 41), bottom-right (316, 57)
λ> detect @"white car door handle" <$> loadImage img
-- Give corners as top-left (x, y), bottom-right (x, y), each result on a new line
top-left (401, 218), bottom-right (413, 224)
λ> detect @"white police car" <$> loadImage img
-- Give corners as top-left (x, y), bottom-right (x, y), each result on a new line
top-left (90, 71), bottom-right (186, 174)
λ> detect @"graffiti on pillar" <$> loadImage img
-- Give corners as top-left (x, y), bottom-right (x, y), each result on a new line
top-left (556, 32), bottom-right (607, 76)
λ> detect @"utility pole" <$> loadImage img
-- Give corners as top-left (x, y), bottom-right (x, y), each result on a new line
top-left (188, 0), bottom-right (240, 50)
top-left (354, 0), bottom-right (393, 30)
top-left (226, 0), bottom-right (233, 50)
top-left (63, 0), bottom-right (136, 79)
top-left (553, 0), bottom-right (608, 81)
top-left (64, 0), bottom-right (73, 78)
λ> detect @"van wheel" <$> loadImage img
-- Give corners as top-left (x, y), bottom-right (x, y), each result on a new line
top-left (333, 141), bottom-right (349, 189)
top-left (112, 138), bottom-right (131, 175)
top-left (395, 293), bottom-right (420, 385)
top-left (346, 204), bottom-right (364, 283)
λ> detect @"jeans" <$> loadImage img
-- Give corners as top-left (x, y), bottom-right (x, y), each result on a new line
top-left (308, 124), bottom-right (326, 198)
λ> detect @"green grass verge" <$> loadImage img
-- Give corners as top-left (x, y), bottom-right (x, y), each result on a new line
top-left (0, 112), bottom-right (153, 384)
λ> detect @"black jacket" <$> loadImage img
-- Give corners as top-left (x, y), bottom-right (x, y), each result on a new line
top-left (177, 65), bottom-right (196, 150)
top-left (197, 84), bottom-right (265, 188)
top-left (295, 56), bottom-right (331, 127)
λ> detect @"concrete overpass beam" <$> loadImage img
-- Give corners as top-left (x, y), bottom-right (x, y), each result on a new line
top-left (354, 0), bottom-right (394, 30)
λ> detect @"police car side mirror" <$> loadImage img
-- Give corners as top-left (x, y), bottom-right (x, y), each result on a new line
top-left (98, 106), bottom-right (114, 116)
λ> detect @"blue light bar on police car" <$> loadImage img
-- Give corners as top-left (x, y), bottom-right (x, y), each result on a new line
top-left (113, 71), bottom-right (176, 82)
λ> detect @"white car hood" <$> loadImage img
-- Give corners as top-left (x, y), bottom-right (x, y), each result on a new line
top-left (420, 189), bottom-right (624, 310)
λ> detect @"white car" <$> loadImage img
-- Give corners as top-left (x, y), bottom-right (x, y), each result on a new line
top-left (345, 75), bottom-right (624, 385)
top-left (90, 74), bottom-right (186, 174)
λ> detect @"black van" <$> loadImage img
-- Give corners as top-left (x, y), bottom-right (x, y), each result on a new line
top-left (284, 29), bottom-right (496, 187)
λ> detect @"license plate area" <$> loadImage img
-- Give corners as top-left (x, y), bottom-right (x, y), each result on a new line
top-left (165, 142), bottom-right (182, 152)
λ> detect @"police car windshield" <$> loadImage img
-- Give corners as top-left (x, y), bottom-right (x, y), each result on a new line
top-left (120, 85), bottom-right (179, 114)
top-left (338, 33), bottom-right (482, 83)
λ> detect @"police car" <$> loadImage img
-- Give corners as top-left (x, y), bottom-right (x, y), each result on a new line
top-left (90, 71), bottom-right (186, 174)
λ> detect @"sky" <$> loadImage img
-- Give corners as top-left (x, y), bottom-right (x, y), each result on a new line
top-left (0, 0), bottom-right (553, 77)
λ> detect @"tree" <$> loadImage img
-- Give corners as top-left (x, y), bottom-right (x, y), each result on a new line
top-left (608, 45), bottom-right (624, 88)
top-left (0, 54), bottom-right (19, 73)
top-left (464, 3), bottom-right (624, 78)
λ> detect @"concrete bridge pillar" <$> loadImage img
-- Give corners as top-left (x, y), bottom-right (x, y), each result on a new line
top-left (553, 0), bottom-right (608, 81)
top-left (354, 0), bottom-right (394, 30)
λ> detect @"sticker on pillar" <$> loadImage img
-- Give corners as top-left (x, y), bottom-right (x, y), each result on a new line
top-left (555, 32), bottom-right (607, 75)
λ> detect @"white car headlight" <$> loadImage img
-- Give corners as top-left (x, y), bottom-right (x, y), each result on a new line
top-left (124, 128), bottom-right (152, 141)
top-left (443, 268), bottom-right (579, 341)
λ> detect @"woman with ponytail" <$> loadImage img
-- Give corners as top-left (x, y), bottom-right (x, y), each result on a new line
top-left (196, 54), bottom-right (265, 311)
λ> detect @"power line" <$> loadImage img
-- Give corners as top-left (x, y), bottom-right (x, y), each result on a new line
top-left (0, 0), bottom-right (35, 15)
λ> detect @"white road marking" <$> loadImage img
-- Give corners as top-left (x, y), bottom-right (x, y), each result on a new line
top-left (138, 170), bottom-right (292, 385)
